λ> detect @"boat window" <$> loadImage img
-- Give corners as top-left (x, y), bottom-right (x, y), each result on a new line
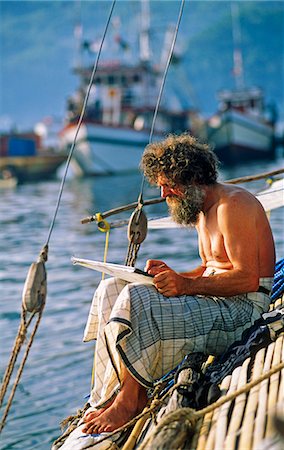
top-left (108, 75), bottom-right (115, 85)
top-left (133, 74), bottom-right (141, 83)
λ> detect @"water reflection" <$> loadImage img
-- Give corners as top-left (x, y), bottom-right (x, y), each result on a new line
top-left (0, 155), bottom-right (283, 449)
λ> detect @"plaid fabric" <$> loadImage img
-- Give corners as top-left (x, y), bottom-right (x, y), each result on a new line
top-left (84, 276), bottom-right (273, 407)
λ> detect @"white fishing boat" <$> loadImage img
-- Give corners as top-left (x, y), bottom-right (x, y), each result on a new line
top-left (207, 86), bottom-right (276, 163)
top-left (59, 1), bottom-right (201, 176)
top-left (206, 4), bottom-right (276, 163)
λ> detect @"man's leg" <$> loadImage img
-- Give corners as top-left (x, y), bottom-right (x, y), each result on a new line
top-left (82, 366), bottom-right (148, 434)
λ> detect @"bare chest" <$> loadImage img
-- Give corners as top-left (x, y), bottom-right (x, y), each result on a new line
top-left (197, 215), bottom-right (229, 264)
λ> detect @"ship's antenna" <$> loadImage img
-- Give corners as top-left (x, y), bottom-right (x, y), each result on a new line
top-left (74, 0), bottom-right (83, 69)
top-left (139, 0), bottom-right (151, 64)
top-left (231, 2), bottom-right (245, 90)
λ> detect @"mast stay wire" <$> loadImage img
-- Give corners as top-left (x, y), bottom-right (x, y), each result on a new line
top-left (45, 0), bottom-right (116, 247)
top-left (125, 0), bottom-right (185, 265)
top-left (138, 0), bottom-right (185, 202)
top-left (0, 0), bottom-right (117, 433)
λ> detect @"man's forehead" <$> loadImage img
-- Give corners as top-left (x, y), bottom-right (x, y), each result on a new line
top-left (157, 174), bottom-right (173, 185)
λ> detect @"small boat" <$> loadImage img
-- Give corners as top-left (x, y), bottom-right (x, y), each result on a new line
top-left (206, 86), bottom-right (276, 163)
top-left (0, 167), bottom-right (18, 189)
top-left (59, 1), bottom-right (202, 176)
top-left (0, 131), bottom-right (66, 183)
top-left (206, 4), bottom-right (276, 164)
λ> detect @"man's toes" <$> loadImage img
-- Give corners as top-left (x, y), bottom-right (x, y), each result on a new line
top-left (82, 422), bottom-right (98, 434)
top-left (84, 411), bottom-right (99, 422)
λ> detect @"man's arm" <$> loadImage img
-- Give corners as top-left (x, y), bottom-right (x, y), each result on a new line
top-left (153, 196), bottom-right (260, 297)
top-left (179, 265), bottom-right (206, 278)
top-left (146, 260), bottom-right (206, 279)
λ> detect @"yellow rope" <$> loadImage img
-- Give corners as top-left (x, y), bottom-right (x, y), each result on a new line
top-left (95, 212), bottom-right (111, 281)
top-left (102, 229), bottom-right (110, 281)
top-left (90, 214), bottom-right (111, 389)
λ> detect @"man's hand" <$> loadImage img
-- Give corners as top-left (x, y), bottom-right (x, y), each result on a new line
top-left (146, 259), bottom-right (191, 297)
top-left (145, 259), bottom-right (170, 275)
top-left (155, 270), bottom-right (190, 297)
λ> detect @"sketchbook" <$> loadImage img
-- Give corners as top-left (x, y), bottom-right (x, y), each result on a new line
top-left (71, 257), bottom-right (154, 284)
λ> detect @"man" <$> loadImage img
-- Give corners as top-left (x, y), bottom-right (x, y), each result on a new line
top-left (82, 133), bottom-right (275, 435)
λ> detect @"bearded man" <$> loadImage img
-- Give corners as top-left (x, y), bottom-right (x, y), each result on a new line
top-left (82, 133), bottom-right (275, 435)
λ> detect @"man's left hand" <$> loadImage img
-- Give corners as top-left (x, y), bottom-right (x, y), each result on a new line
top-left (154, 270), bottom-right (189, 297)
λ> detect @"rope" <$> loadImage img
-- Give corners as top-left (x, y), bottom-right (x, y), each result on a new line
top-left (94, 212), bottom-right (111, 279)
top-left (226, 167), bottom-right (284, 184)
top-left (0, 309), bottom-right (43, 432)
top-left (125, 242), bottom-right (141, 267)
top-left (139, 358), bottom-right (284, 449)
top-left (45, 0), bottom-right (116, 247)
top-left (82, 166), bottom-right (284, 227)
top-left (0, 311), bottom-right (35, 407)
top-left (82, 357), bottom-right (284, 449)
top-left (52, 403), bottom-right (90, 448)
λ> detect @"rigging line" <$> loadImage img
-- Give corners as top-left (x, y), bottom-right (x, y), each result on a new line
top-left (138, 0), bottom-right (185, 201)
top-left (45, 0), bottom-right (116, 246)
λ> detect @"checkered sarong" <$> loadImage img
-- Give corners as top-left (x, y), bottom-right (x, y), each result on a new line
top-left (83, 277), bottom-right (273, 407)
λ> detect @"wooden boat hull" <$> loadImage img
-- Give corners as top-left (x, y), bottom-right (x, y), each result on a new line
top-left (0, 154), bottom-right (66, 182)
top-left (207, 110), bottom-right (275, 163)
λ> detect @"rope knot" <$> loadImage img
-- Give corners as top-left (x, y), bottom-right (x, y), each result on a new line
top-left (95, 213), bottom-right (110, 233)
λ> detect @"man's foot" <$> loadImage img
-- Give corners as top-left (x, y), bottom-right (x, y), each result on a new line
top-left (83, 398), bottom-right (115, 423)
top-left (82, 388), bottom-right (148, 434)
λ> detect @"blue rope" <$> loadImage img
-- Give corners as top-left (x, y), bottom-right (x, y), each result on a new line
top-left (271, 258), bottom-right (284, 301)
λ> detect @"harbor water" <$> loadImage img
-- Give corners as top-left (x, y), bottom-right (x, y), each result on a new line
top-left (1, 156), bottom-right (284, 449)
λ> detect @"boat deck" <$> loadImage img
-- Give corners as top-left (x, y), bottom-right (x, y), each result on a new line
top-left (191, 296), bottom-right (283, 450)
top-left (130, 295), bottom-right (284, 450)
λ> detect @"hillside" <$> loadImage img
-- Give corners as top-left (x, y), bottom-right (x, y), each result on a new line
top-left (0, 1), bottom-right (283, 130)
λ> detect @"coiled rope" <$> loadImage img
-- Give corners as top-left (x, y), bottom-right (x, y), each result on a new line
top-left (0, 0), bottom-right (117, 432)
top-left (72, 357), bottom-right (284, 450)
top-left (125, 0), bottom-right (185, 266)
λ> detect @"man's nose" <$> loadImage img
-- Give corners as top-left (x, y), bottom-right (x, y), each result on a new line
top-left (161, 186), bottom-right (170, 198)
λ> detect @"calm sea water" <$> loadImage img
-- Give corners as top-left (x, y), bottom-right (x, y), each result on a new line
top-left (1, 155), bottom-right (284, 449)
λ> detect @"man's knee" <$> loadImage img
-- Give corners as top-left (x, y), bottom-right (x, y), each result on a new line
top-left (97, 277), bottom-right (128, 297)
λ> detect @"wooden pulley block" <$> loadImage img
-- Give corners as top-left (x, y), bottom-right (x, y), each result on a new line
top-left (127, 207), bottom-right (148, 244)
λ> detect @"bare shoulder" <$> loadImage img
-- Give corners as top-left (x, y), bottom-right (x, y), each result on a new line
top-left (217, 183), bottom-right (264, 217)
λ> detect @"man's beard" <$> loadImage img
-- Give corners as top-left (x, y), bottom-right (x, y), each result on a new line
top-left (167, 185), bottom-right (205, 226)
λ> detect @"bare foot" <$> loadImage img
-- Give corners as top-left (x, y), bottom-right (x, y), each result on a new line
top-left (83, 398), bottom-right (115, 422)
top-left (82, 388), bottom-right (148, 434)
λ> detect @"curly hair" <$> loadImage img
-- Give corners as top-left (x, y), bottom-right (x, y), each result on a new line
top-left (140, 133), bottom-right (219, 186)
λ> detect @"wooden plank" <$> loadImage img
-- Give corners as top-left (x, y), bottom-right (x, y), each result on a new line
top-left (274, 295), bottom-right (284, 309)
top-left (196, 411), bottom-right (214, 450)
top-left (195, 373), bottom-right (231, 450)
top-left (266, 335), bottom-right (283, 438)
top-left (201, 375), bottom-right (231, 450)
top-left (277, 335), bottom-right (284, 416)
top-left (238, 349), bottom-right (265, 450)
top-left (210, 367), bottom-right (242, 450)
top-left (252, 342), bottom-right (275, 448)
top-left (224, 358), bottom-right (250, 450)
top-left (189, 418), bottom-right (203, 450)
